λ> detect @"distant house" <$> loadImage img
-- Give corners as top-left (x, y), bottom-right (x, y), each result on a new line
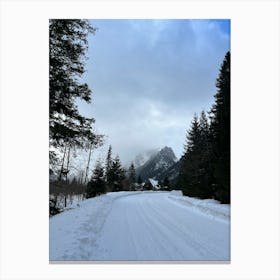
top-left (143, 178), bottom-right (160, 191)
top-left (135, 182), bottom-right (145, 191)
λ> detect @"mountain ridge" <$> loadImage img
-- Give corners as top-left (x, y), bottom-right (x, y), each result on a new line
top-left (135, 146), bottom-right (178, 182)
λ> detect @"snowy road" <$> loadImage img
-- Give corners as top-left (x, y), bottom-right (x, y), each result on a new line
top-left (91, 192), bottom-right (229, 261)
top-left (50, 192), bottom-right (230, 261)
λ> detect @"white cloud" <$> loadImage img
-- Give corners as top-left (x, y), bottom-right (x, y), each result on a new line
top-left (78, 19), bottom-right (230, 165)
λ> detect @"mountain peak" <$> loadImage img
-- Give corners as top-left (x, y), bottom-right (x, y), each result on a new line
top-left (158, 146), bottom-right (177, 161)
top-left (136, 146), bottom-right (177, 181)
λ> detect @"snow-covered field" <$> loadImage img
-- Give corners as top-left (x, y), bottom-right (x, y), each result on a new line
top-left (49, 191), bottom-right (230, 261)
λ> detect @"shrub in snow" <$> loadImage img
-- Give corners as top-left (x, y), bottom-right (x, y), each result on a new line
top-left (86, 162), bottom-right (106, 198)
top-left (49, 196), bottom-right (61, 216)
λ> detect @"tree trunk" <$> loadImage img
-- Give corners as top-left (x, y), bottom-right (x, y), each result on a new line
top-left (65, 146), bottom-right (71, 182)
top-left (84, 144), bottom-right (92, 184)
top-left (59, 146), bottom-right (67, 181)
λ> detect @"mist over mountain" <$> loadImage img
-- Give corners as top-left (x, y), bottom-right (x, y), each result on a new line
top-left (133, 148), bottom-right (160, 168)
top-left (136, 146), bottom-right (178, 182)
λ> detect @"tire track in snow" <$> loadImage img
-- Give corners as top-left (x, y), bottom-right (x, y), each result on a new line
top-left (143, 196), bottom-right (221, 260)
top-left (91, 192), bottom-right (229, 261)
top-left (50, 192), bottom-right (230, 261)
top-left (133, 198), bottom-right (177, 260)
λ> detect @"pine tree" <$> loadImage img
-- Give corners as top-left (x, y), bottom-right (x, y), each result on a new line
top-left (180, 114), bottom-right (202, 197)
top-left (49, 19), bottom-right (103, 149)
top-left (162, 176), bottom-right (170, 191)
top-left (197, 110), bottom-right (215, 198)
top-left (185, 113), bottom-right (201, 154)
top-left (137, 175), bottom-right (143, 184)
top-left (127, 162), bottom-right (136, 191)
top-left (110, 156), bottom-right (125, 192)
top-left (199, 111), bottom-right (209, 139)
top-left (180, 112), bottom-right (214, 198)
top-left (105, 145), bottom-right (114, 191)
top-left (210, 51), bottom-right (230, 203)
top-left (86, 161), bottom-right (106, 198)
top-left (179, 52), bottom-right (230, 203)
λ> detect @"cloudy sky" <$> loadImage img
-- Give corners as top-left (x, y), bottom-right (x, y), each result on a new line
top-left (78, 19), bottom-right (230, 165)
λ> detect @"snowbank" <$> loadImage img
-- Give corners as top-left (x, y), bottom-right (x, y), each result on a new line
top-left (50, 191), bottom-right (142, 261)
top-left (168, 190), bottom-right (230, 223)
top-left (50, 194), bottom-right (85, 213)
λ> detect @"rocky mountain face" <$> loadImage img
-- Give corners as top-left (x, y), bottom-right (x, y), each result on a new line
top-left (136, 147), bottom-right (178, 182)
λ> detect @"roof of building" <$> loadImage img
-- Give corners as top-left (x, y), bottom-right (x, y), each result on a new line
top-left (148, 178), bottom-right (160, 189)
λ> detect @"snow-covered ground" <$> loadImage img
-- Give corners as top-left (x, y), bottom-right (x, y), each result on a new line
top-left (168, 190), bottom-right (230, 223)
top-left (50, 194), bottom-right (85, 213)
top-left (50, 191), bottom-right (230, 261)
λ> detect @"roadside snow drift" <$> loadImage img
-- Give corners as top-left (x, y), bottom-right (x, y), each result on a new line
top-left (168, 190), bottom-right (230, 223)
top-left (50, 191), bottom-right (230, 261)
